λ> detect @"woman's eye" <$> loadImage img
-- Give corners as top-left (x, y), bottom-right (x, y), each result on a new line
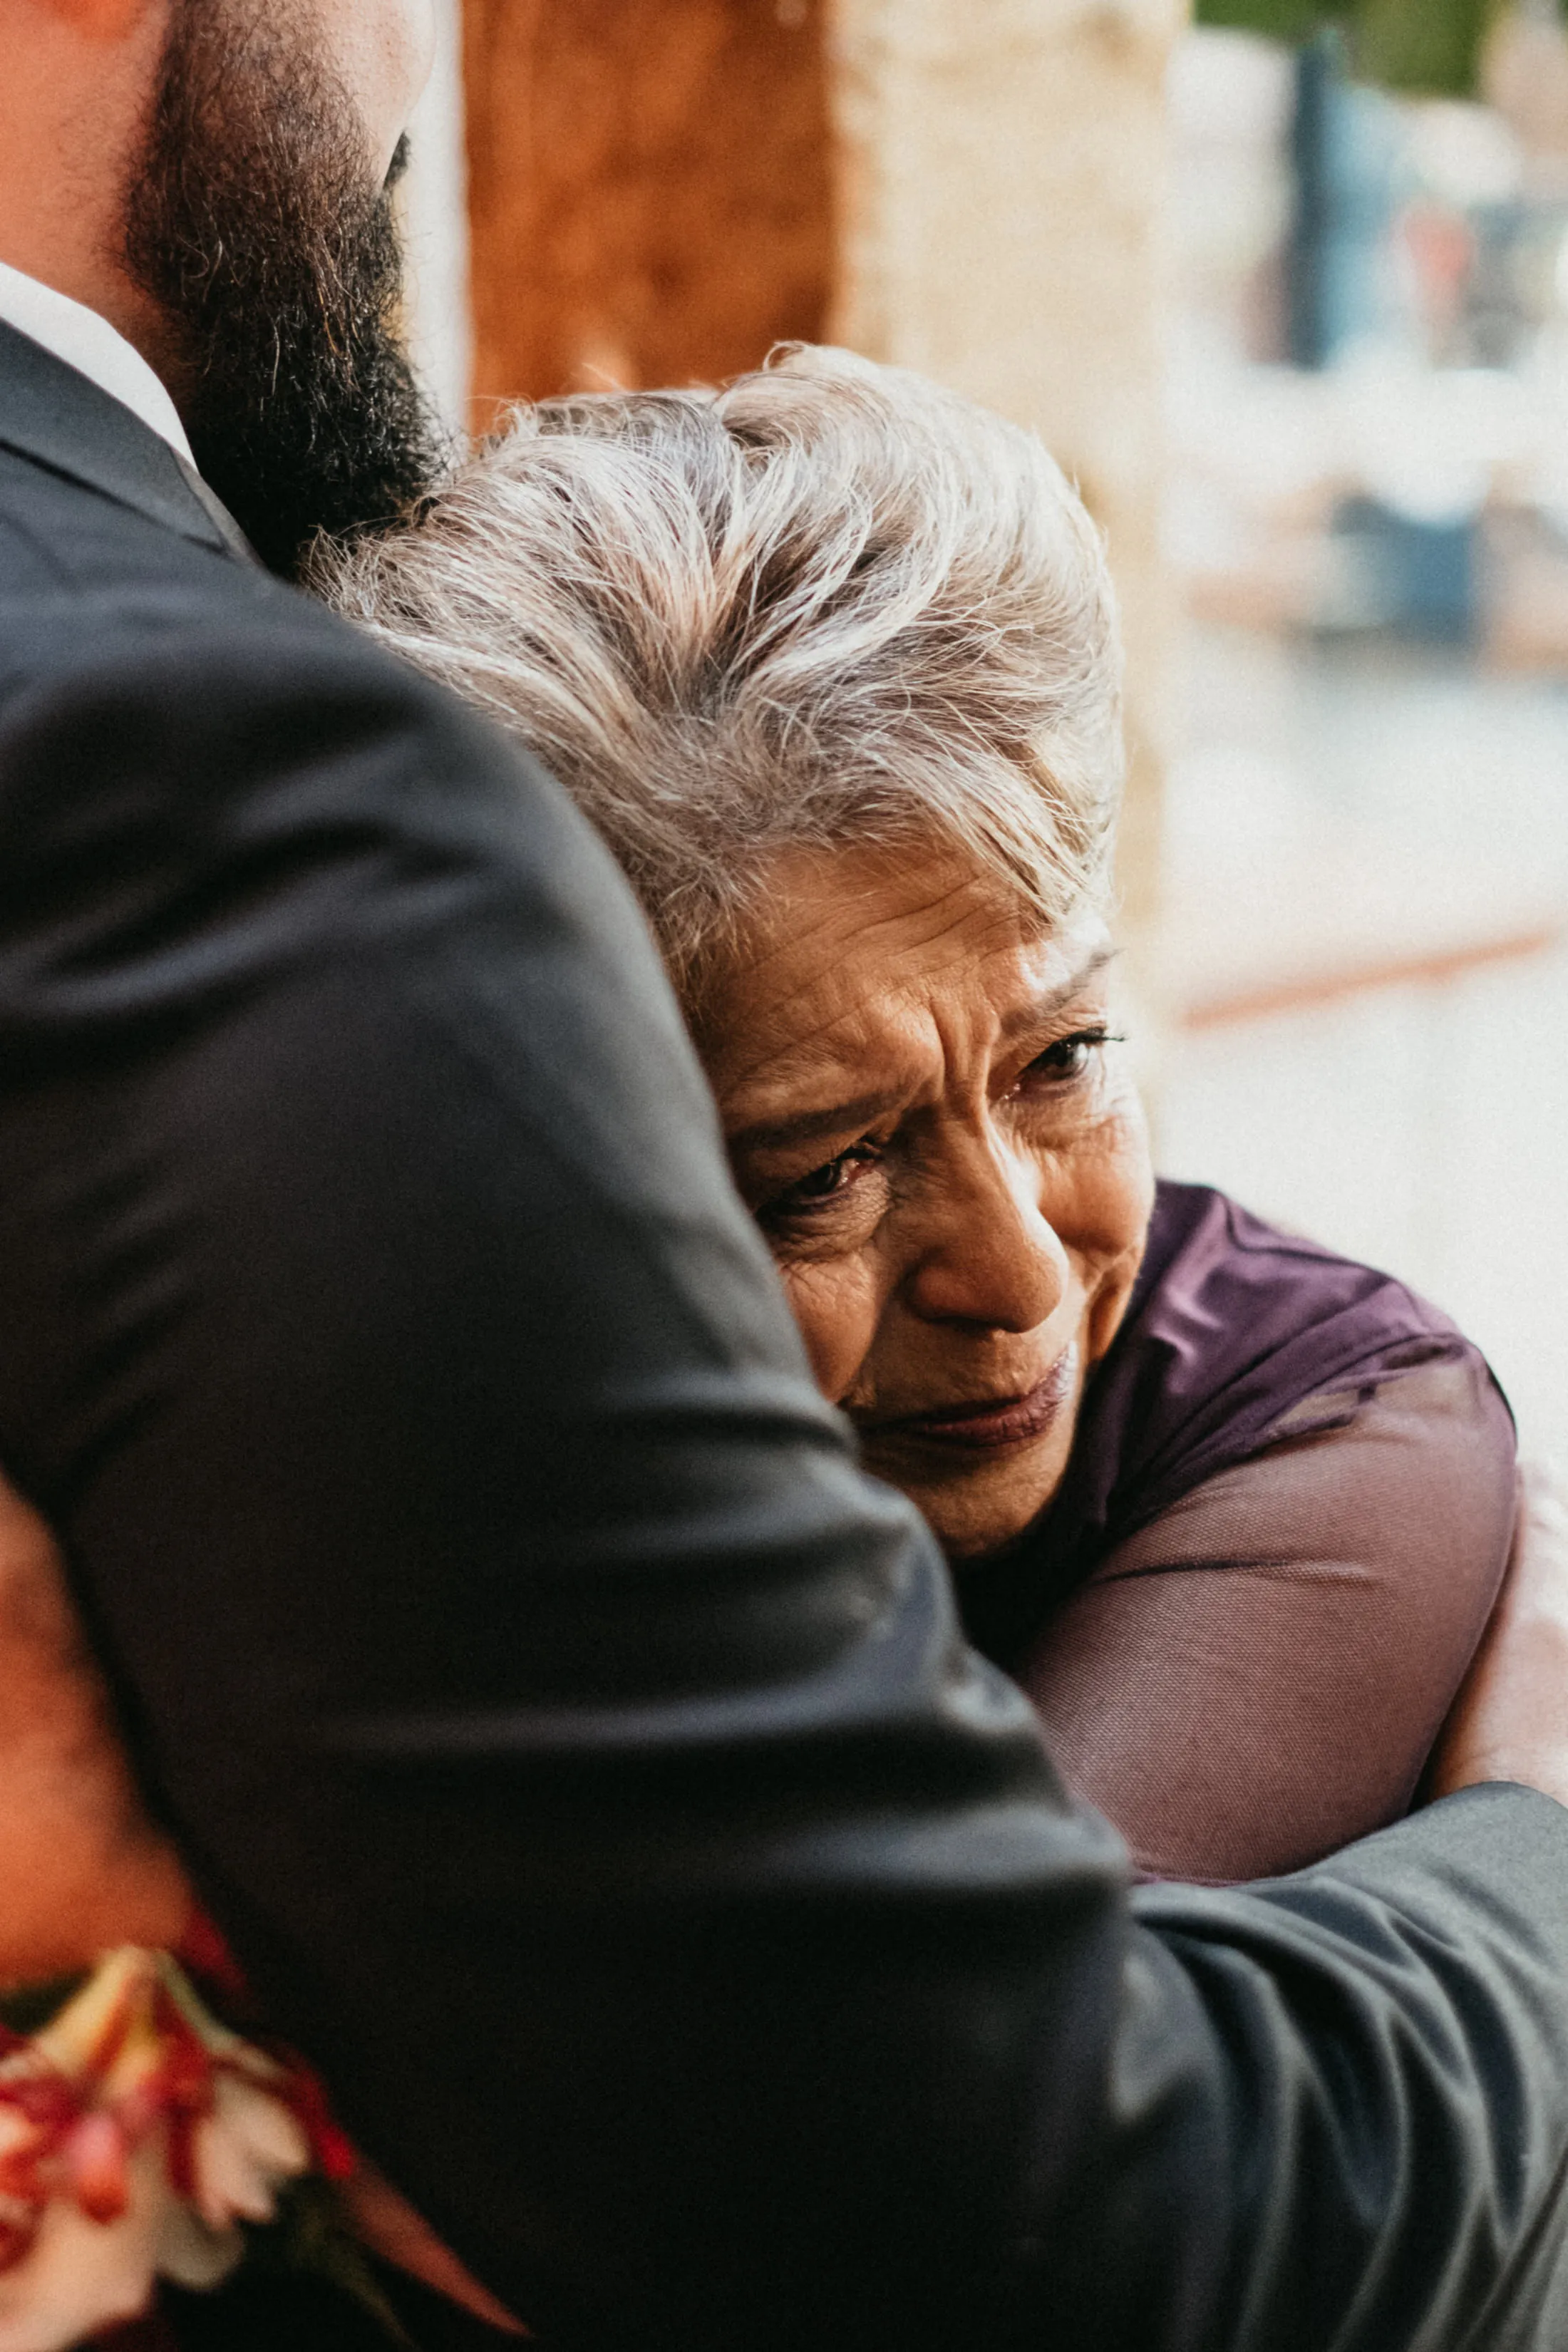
top-left (764, 1144), bottom-right (880, 1219)
top-left (1025, 1028), bottom-right (1119, 1085)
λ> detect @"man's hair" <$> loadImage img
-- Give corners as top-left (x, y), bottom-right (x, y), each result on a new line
top-left (319, 346), bottom-right (1124, 1006)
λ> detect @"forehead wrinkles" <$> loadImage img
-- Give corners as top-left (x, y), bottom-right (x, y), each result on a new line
top-left (712, 880), bottom-right (1057, 1105)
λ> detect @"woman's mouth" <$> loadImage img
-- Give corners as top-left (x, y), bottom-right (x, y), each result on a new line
top-left (864, 1349), bottom-right (1078, 1453)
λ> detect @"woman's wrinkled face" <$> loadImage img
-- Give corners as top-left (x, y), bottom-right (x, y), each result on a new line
top-left (703, 843), bottom-right (1155, 1562)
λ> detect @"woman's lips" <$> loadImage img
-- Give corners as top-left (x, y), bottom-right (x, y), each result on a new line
top-left (862, 1350), bottom-right (1078, 1453)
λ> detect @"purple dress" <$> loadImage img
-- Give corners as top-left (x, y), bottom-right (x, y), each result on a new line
top-left (958, 1182), bottom-right (1517, 1884)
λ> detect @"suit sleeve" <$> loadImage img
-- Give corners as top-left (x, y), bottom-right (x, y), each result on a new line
top-left (1, 605), bottom-right (1568, 2352)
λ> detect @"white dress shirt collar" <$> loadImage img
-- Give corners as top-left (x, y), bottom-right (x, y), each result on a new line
top-left (0, 258), bottom-right (195, 470)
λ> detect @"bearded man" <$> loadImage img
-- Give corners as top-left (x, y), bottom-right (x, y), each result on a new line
top-left (6, 4), bottom-right (1568, 2350)
top-left (9, 0), bottom-right (441, 574)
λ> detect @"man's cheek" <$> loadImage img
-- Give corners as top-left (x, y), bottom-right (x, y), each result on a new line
top-left (317, 0), bottom-right (438, 174)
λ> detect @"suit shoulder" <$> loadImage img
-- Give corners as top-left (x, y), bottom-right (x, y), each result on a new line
top-left (0, 448), bottom-right (274, 664)
top-left (0, 502), bottom-right (72, 597)
top-left (0, 517), bottom-right (674, 1034)
top-left (0, 480), bottom-right (422, 727)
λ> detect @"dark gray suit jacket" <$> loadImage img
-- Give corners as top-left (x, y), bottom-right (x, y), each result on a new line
top-left (3, 314), bottom-right (1568, 2351)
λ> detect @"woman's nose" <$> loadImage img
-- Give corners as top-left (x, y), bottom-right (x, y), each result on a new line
top-left (901, 1139), bottom-right (1067, 1333)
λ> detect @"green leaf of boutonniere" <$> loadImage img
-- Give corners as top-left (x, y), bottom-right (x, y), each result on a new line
top-left (240, 2175), bottom-right (415, 2347)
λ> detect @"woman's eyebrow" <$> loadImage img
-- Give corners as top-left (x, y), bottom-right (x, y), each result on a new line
top-left (728, 951), bottom-right (1118, 1154)
top-left (1000, 945), bottom-right (1118, 1039)
top-left (728, 1090), bottom-right (907, 1155)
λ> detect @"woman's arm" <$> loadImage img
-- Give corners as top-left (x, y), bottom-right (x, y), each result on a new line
top-left (1020, 1351), bottom-right (1515, 1881)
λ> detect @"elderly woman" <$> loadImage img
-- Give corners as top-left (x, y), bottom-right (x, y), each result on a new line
top-left (317, 345), bottom-right (1515, 1886)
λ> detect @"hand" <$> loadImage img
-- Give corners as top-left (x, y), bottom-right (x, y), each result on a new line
top-left (1433, 1461), bottom-right (1568, 1809)
top-left (0, 1472), bottom-right (192, 1981)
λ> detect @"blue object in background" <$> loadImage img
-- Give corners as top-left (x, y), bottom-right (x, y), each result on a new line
top-left (1289, 33), bottom-right (1408, 366)
top-left (1331, 495), bottom-right (1480, 644)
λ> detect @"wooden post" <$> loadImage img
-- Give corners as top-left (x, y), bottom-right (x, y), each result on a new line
top-left (461, 0), bottom-right (837, 410)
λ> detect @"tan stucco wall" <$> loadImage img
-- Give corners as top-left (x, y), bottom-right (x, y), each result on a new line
top-left (829, 0), bottom-right (1188, 946)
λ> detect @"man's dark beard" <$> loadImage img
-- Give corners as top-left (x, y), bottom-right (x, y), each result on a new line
top-left (121, 2), bottom-right (444, 579)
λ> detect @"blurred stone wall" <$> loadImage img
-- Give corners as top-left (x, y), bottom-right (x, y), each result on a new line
top-left (400, 0), bottom-right (473, 435)
top-left (455, 0), bottom-right (1186, 954)
top-left (828, 0), bottom-right (1187, 951)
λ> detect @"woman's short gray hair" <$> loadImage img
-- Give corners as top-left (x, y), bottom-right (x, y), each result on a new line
top-left (319, 345), bottom-right (1124, 1007)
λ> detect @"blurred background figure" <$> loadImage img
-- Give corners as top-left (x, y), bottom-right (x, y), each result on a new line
top-left (395, 0), bottom-right (1568, 1458)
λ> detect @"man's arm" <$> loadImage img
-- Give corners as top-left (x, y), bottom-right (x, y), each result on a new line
top-left (2, 597), bottom-right (1568, 2351)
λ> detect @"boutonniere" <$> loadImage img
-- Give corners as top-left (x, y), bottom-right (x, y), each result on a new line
top-left (0, 1947), bottom-right (389, 2351)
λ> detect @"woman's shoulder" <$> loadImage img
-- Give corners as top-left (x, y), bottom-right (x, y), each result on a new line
top-left (1135, 1177), bottom-right (1460, 1351)
top-left (1054, 1179), bottom-right (1508, 1577)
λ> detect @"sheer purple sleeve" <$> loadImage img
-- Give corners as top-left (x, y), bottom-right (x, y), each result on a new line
top-left (1018, 1354), bottom-right (1516, 1882)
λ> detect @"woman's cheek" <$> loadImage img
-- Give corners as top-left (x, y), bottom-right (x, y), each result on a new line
top-left (776, 1254), bottom-right (882, 1404)
top-left (1078, 1095), bottom-right (1155, 1361)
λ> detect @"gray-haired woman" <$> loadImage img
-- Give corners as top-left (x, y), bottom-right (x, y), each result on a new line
top-left (321, 346), bottom-right (1515, 1885)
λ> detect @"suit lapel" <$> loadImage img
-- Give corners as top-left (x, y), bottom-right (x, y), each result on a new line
top-left (0, 317), bottom-right (260, 567)
top-left (167, 446), bottom-right (262, 567)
